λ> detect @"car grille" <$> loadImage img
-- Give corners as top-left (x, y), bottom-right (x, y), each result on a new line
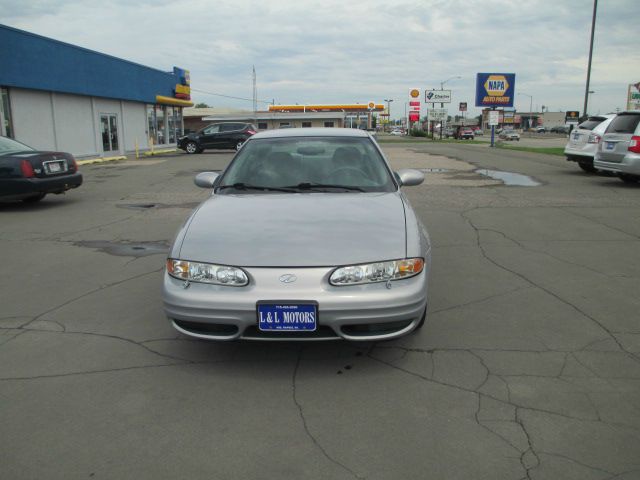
top-left (242, 325), bottom-right (339, 340)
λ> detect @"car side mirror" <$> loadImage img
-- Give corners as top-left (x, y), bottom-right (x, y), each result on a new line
top-left (395, 169), bottom-right (424, 187)
top-left (194, 171), bottom-right (220, 188)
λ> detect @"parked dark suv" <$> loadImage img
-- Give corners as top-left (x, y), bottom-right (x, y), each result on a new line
top-left (178, 123), bottom-right (257, 154)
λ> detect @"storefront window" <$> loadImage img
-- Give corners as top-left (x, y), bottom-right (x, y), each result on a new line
top-left (175, 107), bottom-right (183, 138)
top-left (1, 88), bottom-right (13, 138)
top-left (167, 106), bottom-right (176, 144)
top-left (155, 105), bottom-right (165, 144)
top-left (146, 105), bottom-right (156, 146)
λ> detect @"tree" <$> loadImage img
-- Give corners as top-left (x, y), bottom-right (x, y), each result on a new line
top-left (195, 102), bottom-right (210, 108)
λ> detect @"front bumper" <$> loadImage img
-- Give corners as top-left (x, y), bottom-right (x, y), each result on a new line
top-left (594, 152), bottom-right (640, 175)
top-left (162, 263), bottom-right (429, 341)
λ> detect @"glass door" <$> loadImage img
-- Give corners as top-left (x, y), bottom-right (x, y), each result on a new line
top-left (100, 114), bottom-right (119, 153)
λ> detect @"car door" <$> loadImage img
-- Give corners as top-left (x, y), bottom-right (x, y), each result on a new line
top-left (600, 113), bottom-right (640, 163)
top-left (219, 123), bottom-right (244, 148)
top-left (199, 124), bottom-right (221, 148)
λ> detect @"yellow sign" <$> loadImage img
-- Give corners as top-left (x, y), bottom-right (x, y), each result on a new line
top-left (175, 84), bottom-right (191, 95)
top-left (269, 104), bottom-right (385, 112)
top-left (409, 89), bottom-right (420, 98)
top-left (484, 75), bottom-right (510, 97)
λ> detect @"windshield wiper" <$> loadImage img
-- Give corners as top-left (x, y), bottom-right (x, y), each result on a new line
top-left (217, 182), bottom-right (297, 193)
top-left (287, 182), bottom-right (365, 192)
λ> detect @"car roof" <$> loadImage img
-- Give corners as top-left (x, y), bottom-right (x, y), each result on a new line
top-left (251, 128), bottom-right (371, 139)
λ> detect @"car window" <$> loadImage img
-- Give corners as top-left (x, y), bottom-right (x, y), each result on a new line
top-left (202, 125), bottom-right (220, 135)
top-left (606, 114), bottom-right (640, 134)
top-left (578, 117), bottom-right (606, 131)
top-left (220, 124), bottom-right (241, 132)
top-left (593, 117), bottom-right (614, 134)
top-left (219, 136), bottom-right (396, 193)
top-left (0, 136), bottom-right (35, 155)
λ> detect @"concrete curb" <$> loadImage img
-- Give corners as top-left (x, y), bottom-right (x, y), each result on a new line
top-left (143, 148), bottom-right (179, 156)
top-left (76, 155), bottom-right (127, 166)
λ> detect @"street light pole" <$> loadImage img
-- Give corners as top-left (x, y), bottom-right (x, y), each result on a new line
top-left (583, 0), bottom-right (598, 118)
top-left (384, 99), bottom-right (393, 131)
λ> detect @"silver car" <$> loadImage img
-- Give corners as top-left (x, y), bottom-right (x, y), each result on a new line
top-left (564, 115), bottom-right (615, 172)
top-left (594, 111), bottom-right (640, 183)
top-left (162, 128), bottom-right (431, 341)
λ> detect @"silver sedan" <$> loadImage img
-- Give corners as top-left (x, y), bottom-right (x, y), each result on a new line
top-left (162, 128), bottom-right (431, 341)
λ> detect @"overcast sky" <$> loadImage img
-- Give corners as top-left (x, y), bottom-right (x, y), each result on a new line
top-left (2, 0), bottom-right (639, 118)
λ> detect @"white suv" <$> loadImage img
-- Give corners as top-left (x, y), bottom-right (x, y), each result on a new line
top-left (564, 115), bottom-right (615, 172)
top-left (594, 111), bottom-right (640, 184)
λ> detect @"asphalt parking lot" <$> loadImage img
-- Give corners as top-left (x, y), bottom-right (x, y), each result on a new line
top-left (2, 141), bottom-right (640, 479)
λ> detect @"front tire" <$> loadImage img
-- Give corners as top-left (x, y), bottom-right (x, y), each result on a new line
top-left (235, 140), bottom-right (245, 151)
top-left (185, 141), bottom-right (199, 154)
top-left (619, 174), bottom-right (640, 184)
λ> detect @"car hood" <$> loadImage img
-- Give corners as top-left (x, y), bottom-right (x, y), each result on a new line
top-left (178, 192), bottom-right (407, 267)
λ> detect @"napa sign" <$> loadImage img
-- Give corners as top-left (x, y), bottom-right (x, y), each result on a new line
top-left (475, 73), bottom-right (516, 108)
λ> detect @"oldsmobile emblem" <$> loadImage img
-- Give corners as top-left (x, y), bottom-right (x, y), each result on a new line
top-left (279, 274), bottom-right (297, 283)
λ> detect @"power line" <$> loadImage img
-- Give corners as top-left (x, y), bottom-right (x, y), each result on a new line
top-left (191, 87), bottom-right (274, 105)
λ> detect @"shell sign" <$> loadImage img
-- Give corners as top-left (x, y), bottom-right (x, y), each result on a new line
top-left (475, 73), bottom-right (516, 107)
top-left (409, 88), bottom-right (420, 98)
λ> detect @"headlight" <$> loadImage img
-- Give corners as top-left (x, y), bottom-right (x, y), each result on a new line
top-left (329, 258), bottom-right (424, 286)
top-left (166, 258), bottom-right (249, 286)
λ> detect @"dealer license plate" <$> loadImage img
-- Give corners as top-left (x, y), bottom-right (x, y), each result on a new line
top-left (605, 142), bottom-right (616, 151)
top-left (257, 303), bottom-right (317, 331)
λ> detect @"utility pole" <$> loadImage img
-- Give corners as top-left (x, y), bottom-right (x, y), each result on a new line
top-left (252, 66), bottom-right (257, 114)
top-left (583, 0), bottom-right (598, 118)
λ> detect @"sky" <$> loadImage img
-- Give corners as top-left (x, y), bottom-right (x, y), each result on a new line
top-left (2, 0), bottom-right (639, 119)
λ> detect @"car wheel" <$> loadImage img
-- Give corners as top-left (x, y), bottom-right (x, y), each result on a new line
top-left (185, 141), bottom-right (199, 154)
top-left (578, 160), bottom-right (597, 173)
top-left (22, 193), bottom-right (46, 203)
top-left (235, 140), bottom-right (245, 151)
top-left (619, 174), bottom-right (640, 184)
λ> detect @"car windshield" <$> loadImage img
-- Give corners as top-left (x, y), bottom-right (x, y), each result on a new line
top-left (0, 136), bottom-right (35, 155)
top-left (218, 136), bottom-right (396, 193)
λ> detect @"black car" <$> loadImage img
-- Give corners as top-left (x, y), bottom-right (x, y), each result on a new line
top-left (178, 122), bottom-right (257, 154)
top-left (0, 136), bottom-right (82, 203)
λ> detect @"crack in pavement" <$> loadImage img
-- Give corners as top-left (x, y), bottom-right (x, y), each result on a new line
top-left (537, 451), bottom-right (616, 476)
top-left (461, 210), bottom-right (640, 363)
top-left (515, 408), bottom-right (540, 479)
top-left (368, 343), bottom-right (640, 478)
top-left (429, 285), bottom-right (532, 315)
top-left (19, 267), bottom-right (163, 330)
top-left (0, 362), bottom-right (184, 382)
top-left (292, 350), bottom-right (366, 480)
top-left (561, 208), bottom-right (640, 241)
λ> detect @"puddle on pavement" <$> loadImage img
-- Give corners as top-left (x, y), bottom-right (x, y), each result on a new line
top-left (474, 169), bottom-right (541, 186)
top-left (74, 240), bottom-right (169, 257)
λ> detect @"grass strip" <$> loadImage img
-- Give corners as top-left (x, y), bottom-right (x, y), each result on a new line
top-left (495, 145), bottom-right (565, 156)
